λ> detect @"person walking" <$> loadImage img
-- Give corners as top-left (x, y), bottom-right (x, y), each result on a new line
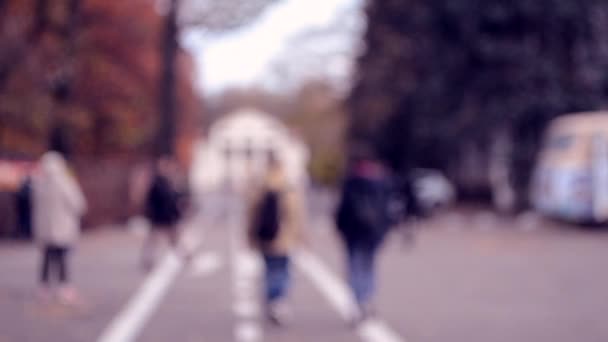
top-left (15, 174), bottom-right (33, 240)
top-left (335, 152), bottom-right (399, 324)
top-left (141, 156), bottom-right (185, 270)
top-left (248, 156), bottom-right (304, 326)
top-left (32, 135), bottom-right (87, 305)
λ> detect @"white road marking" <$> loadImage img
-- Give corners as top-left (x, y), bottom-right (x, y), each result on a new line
top-left (295, 250), bottom-right (406, 342)
top-left (235, 321), bottom-right (262, 342)
top-left (359, 319), bottom-right (406, 342)
top-left (234, 300), bottom-right (261, 319)
top-left (295, 251), bottom-right (357, 319)
top-left (97, 253), bottom-right (183, 342)
top-left (189, 252), bottom-right (223, 278)
top-left (229, 208), bottom-right (263, 342)
top-left (237, 251), bottom-right (262, 277)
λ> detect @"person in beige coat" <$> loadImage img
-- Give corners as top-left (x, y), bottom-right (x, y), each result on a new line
top-left (32, 146), bottom-right (87, 303)
top-left (247, 157), bottom-right (304, 325)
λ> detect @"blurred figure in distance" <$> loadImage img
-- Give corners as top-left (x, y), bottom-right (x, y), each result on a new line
top-left (15, 172), bottom-right (33, 240)
top-left (32, 129), bottom-right (87, 305)
top-left (141, 156), bottom-right (185, 271)
top-left (248, 154), bottom-right (304, 326)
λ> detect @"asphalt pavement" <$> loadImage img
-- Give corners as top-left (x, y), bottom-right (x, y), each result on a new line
top-left (1, 201), bottom-right (608, 342)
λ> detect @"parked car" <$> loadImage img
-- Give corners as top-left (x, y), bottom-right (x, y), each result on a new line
top-left (531, 112), bottom-right (608, 223)
top-left (411, 168), bottom-right (455, 216)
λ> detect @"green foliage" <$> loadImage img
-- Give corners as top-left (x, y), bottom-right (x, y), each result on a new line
top-left (350, 0), bottom-right (608, 203)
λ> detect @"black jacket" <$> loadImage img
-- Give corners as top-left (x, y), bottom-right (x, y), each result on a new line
top-left (335, 167), bottom-right (398, 247)
top-left (145, 174), bottom-right (181, 226)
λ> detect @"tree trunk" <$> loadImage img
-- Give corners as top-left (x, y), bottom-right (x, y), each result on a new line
top-left (157, 0), bottom-right (180, 157)
top-left (50, 0), bottom-right (81, 147)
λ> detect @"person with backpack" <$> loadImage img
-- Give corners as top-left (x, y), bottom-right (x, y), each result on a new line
top-left (141, 156), bottom-right (185, 271)
top-left (248, 156), bottom-right (304, 326)
top-left (335, 152), bottom-right (399, 324)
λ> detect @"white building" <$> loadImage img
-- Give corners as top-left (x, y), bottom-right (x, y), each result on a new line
top-left (192, 108), bottom-right (309, 193)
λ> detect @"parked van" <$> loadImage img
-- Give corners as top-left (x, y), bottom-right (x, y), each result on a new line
top-left (531, 112), bottom-right (608, 223)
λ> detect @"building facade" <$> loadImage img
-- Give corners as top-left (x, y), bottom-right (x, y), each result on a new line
top-left (192, 108), bottom-right (309, 193)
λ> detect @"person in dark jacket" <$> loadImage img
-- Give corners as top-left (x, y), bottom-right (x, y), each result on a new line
top-left (141, 157), bottom-right (184, 270)
top-left (15, 175), bottom-right (32, 240)
top-left (247, 157), bottom-right (304, 325)
top-left (335, 153), bottom-right (398, 324)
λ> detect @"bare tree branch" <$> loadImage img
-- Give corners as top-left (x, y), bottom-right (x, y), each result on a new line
top-left (179, 0), bottom-right (280, 32)
top-left (155, 0), bottom-right (280, 156)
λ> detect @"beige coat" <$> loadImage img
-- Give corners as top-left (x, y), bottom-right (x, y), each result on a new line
top-left (247, 168), bottom-right (304, 256)
top-left (32, 152), bottom-right (87, 247)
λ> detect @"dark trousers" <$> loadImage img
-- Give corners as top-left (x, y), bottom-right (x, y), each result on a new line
top-left (263, 254), bottom-right (290, 303)
top-left (40, 245), bottom-right (70, 285)
top-left (346, 243), bottom-right (378, 306)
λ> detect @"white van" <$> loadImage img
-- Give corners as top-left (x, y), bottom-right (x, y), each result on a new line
top-left (531, 112), bottom-right (608, 223)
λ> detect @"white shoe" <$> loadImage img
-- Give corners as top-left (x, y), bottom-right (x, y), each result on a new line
top-left (266, 302), bottom-right (292, 327)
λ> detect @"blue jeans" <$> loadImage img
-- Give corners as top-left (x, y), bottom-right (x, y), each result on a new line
top-left (347, 244), bottom-right (378, 306)
top-left (263, 255), bottom-right (290, 303)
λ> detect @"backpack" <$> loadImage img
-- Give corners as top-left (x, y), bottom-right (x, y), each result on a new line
top-left (255, 190), bottom-right (282, 242)
top-left (337, 177), bottom-right (395, 243)
top-left (145, 174), bottom-right (181, 225)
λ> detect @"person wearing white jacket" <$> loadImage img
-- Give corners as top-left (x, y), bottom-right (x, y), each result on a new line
top-left (32, 150), bottom-right (87, 303)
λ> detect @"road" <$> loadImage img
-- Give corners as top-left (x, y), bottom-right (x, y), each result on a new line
top-left (1, 198), bottom-right (608, 342)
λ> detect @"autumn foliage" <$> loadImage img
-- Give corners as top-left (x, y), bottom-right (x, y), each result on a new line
top-left (0, 0), bottom-right (201, 158)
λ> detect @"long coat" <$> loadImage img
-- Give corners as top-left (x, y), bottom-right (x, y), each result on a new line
top-left (247, 168), bottom-right (305, 256)
top-left (32, 152), bottom-right (87, 247)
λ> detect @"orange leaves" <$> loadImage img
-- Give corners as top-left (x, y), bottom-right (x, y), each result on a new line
top-left (0, 0), bottom-right (201, 157)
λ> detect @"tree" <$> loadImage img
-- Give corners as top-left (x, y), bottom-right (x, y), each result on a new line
top-left (155, 0), bottom-right (280, 156)
top-left (0, 0), bottom-right (201, 157)
top-left (266, 2), bottom-right (364, 95)
top-left (0, 0), bottom-right (280, 158)
top-left (349, 0), bottom-right (608, 208)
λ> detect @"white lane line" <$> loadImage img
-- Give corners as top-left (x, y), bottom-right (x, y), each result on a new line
top-left (295, 250), bottom-right (357, 319)
top-left (234, 299), bottom-right (261, 318)
top-left (97, 253), bottom-right (183, 342)
top-left (359, 319), bottom-right (406, 342)
top-left (235, 321), bottom-right (262, 342)
top-left (229, 210), bottom-right (263, 342)
top-left (295, 250), bottom-right (406, 342)
top-left (189, 252), bottom-right (223, 278)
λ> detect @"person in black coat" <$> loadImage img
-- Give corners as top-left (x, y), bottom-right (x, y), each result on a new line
top-left (335, 153), bottom-right (399, 324)
top-left (15, 176), bottom-right (32, 240)
top-left (141, 157), bottom-right (184, 270)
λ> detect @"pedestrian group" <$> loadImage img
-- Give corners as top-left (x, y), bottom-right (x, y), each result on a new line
top-left (29, 131), bottom-right (410, 327)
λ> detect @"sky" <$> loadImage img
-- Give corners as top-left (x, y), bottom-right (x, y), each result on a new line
top-left (182, 0), bottom-right (361, 95)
